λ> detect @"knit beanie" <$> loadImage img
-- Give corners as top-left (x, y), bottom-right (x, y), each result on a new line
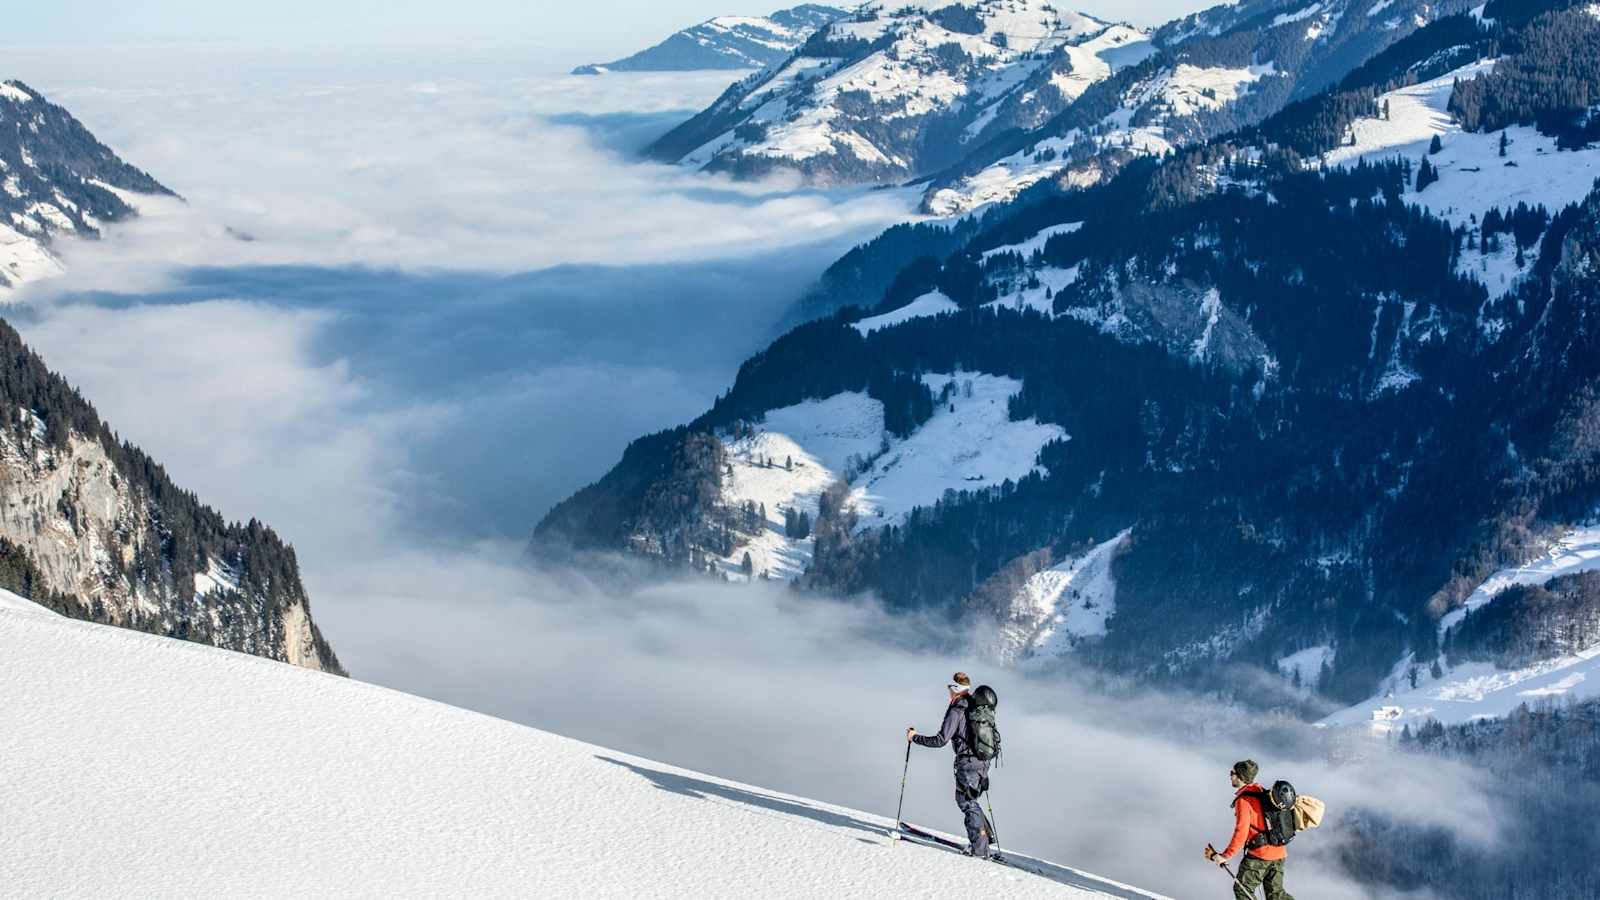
top-left (1232, 759), bottom-right (1259, 783)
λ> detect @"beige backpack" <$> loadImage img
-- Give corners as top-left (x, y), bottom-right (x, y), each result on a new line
top-left (1293, 794), bottom-right (1326, 831)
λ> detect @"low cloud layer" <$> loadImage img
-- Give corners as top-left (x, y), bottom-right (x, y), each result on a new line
top-left (0, 41), bottom-right (1499, 900)
top-left (16, 45), bottom-right (915, 288)
top-left (331, 548), bottom-right (1497, 900)
top-left (12, 48), bottom-right (912, 538)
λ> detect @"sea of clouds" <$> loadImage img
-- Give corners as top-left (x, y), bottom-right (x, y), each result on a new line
top-left (1, 42), bottom-right (1504, 898)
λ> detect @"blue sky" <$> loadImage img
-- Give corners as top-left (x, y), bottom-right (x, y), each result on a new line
top-left (12, 1), bottom-right (1215, 58)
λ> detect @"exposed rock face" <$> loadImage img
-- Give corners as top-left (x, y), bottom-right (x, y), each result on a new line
top-left (0, 320), bottom-right (343, 675)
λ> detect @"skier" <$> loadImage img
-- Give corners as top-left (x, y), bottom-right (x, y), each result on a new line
top-left (906, 672), bottom-right (995, 859)
top-left (1205, 759), bottom-right (1297, 900)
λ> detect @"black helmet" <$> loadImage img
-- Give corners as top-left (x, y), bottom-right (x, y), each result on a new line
top-left (972, 684), bottom-right (998, 709)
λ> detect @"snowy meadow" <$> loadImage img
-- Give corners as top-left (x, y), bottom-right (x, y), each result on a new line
top-left (0, 42), bottom-right (1507, 899)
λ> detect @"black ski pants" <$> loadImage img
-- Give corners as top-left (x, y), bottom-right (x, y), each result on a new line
top-left (953, 755), bottom-right (992, 856)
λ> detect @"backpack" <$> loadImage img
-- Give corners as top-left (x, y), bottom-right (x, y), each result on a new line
top-left (966, 685), bottom-right (1001, 762)
top-left (1241, 780), bottom-right (1300, 849)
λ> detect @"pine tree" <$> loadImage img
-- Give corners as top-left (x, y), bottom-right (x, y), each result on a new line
top-left (1429, 134), bottom-right (1443, 155)
top-left (1499, 130), bottom-right (1508, 157)
top-left (741, 552), bottom-right (753, 576)
top-left (1415, 157), bottom-right (1438, 191)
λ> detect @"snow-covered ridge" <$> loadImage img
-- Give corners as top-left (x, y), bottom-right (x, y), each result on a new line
top-left (852, 289), bottom-right (960, 334)
top-left (0, 604), bottom-right (1166, 898)
top-left (0, 78), bottom-right (172, 294)
top-left (926, 60), bottom-right (1275, 216)
top-left (573, 4), bottom-right (848, 74)
top-left (655, 1), bottom-right (1151, 185)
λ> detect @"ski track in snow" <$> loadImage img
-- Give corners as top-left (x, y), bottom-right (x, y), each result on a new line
top-left (0, 606), bottom-right (1165, 898)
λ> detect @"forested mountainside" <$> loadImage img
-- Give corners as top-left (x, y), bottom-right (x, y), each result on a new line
top-left (0, 80), bottom-right (174, 292)
top-left (1339, 696), bottom-right (1600, 899)
top-left (572, 5), bottom-right (848, 74)
top-left (645, 0), bottom-right (1482, 213)
top-left (0, 319), bottom-right (343, 673)
top-left (540, 0), bottom-right (1600, 705)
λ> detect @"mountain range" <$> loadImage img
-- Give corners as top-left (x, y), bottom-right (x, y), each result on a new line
top-left (541, 0), bottom-right (1600, 717)
top-left (572, 4), bottom-right (849, 75)
top-left (644, 0), bottom-right (1490, 215)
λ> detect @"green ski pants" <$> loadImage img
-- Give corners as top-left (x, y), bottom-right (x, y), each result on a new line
top-left (1234, 856), bottom-right (1295, 900)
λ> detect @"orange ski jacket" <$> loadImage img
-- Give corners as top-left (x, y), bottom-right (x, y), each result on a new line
top-left (1221, 783), bottom-right (1288, 861)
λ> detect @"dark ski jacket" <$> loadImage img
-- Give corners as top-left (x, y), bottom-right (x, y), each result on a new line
top-left (913, 695), bottom-right (975, 759)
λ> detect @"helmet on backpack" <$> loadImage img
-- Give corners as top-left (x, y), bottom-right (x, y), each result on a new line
top-left (1241, 779), bottom-right (1301, 849)
top-left (972, 685), bottom-right (998, 709)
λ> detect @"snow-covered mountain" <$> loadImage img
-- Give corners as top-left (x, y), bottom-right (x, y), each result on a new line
top-left (572, 5), bottom-right (849, 75)
top-left (646, 1), bottom-right (1153, 185)
top-left (922, 0), bottom-right (1483, 214)
top-left (541, 1), bottom-right (1600, 708)
top-left (0, 80), bottom-right (173, 293)
top-left (0, 599), bottom-right (1164, 898)
top-left (647, 0), bottom-right (1482, 207)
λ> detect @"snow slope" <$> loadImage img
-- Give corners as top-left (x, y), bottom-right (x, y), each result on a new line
top-left (1323, 60), bottom-right (1600, 299)
top-left (0, 585), bottom-right (47, 614)
top-left (998, 529), bottom-right (1131, 663)
top-left (925, 61), bottom-right (1274, 216)
top-left (849, 373), bottom-right (1066, 528)
top-left (711, 374), bottom-right (1064, 580)
top-left (852, 289), bottom-right (960, 335)
top-left (714, 392), bottom-right (884, 581)
top-left (1325, 528), bottom-right (1600, 732)
top-left (0, 605), bottom-right (1165, 899)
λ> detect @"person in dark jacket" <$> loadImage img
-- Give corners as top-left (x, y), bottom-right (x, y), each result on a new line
top-left (907, 671), bottom-right (994, 858)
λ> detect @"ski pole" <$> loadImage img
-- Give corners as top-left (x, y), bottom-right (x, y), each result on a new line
top-left (985, 790), bottom-right (999, 848)
top-left (894, 740), bottom-right (911, 829)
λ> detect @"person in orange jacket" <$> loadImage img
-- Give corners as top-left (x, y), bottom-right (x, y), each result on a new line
top-left (1204, 759), bottom-right (1296, 900)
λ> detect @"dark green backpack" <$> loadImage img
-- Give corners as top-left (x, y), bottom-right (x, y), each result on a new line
top-left (967, 685), bottom-right (1001, 761)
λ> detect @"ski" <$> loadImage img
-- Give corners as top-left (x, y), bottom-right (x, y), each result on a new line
top-left (896, 822), bottom-right (1058, 879)
top-left (895, 821), bottom-right (970, 854)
